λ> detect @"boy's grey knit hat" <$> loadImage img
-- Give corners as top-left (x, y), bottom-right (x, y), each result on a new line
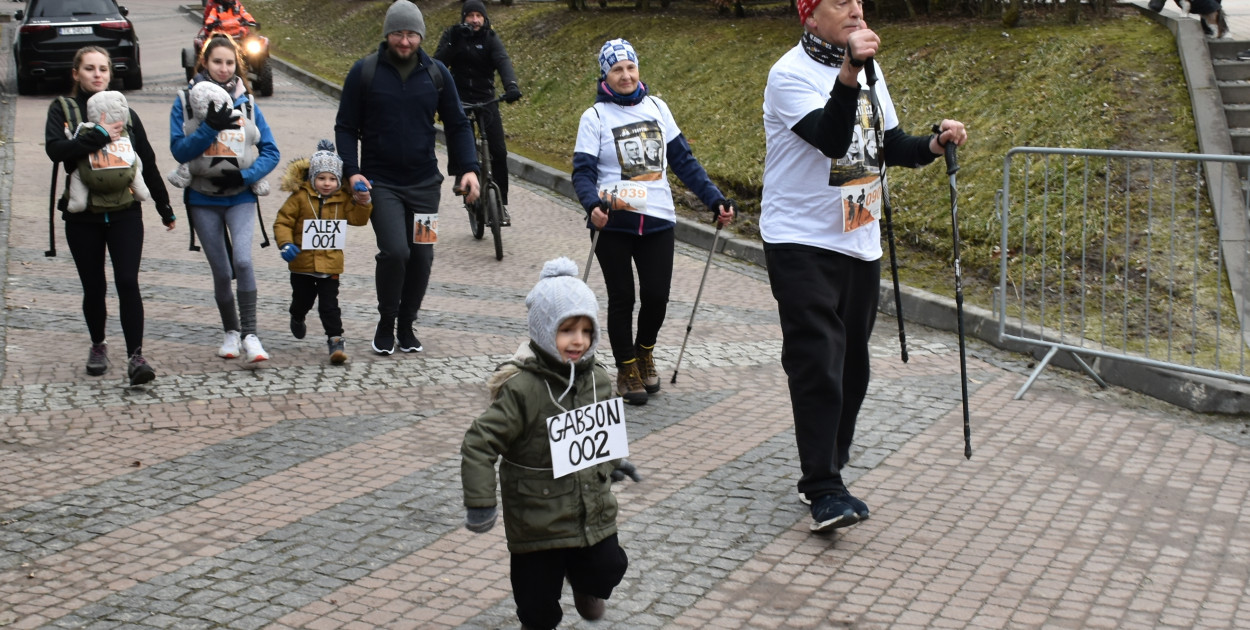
top-left (526, 257), bottom-right (600, 363)
top-left (308, 139), bottom-right (343, 184)
top-left (383, 0), bottom-right (425, 39)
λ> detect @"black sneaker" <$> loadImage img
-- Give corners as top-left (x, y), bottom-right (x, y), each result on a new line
top-left (328, 336), bottom-right (348, 365)
top-left (809, 493), bottom-right (860, 532)
top-left (372, 319), bottom-right (395, 355)
top-left (1237, 49), bottom-right (1250, 61)
top-left (86, 342), bottom-right (109, 376)
top-left (397, 321), bottom-right (423, 353)
top-left (501, 206), bottom-right (512, 227)
top-left (127, 350), bottom-right (155, 386)
top-left (290, 316), bottom-right (306, 339)
top-left (801, 490), bottom-right (870, 521)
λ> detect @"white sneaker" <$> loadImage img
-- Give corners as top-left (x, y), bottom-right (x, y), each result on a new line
top-left (242, 334), bottom-right (269, 363)
top-left (218, 330), bottom-right (242, 359)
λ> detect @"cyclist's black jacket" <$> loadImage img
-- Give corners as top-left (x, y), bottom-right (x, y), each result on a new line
top-left (433, 21), bottom-right (518, 103)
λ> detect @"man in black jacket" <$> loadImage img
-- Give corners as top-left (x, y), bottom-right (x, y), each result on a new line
top-left (435, 0), bottom-right (522, 225)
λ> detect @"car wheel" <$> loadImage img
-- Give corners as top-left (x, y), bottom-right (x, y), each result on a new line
top-left (255, 64), bottom-right (273, 97)
top-left (17, 74), bottom-right (36, 96)
top-left (123, 69), bottom-right (143, 91)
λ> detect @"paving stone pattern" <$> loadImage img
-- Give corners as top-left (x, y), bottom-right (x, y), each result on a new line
top-left (4, 33), bottom-right (1250, 630)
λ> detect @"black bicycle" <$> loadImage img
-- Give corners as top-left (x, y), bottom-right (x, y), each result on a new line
top-left (457, 98), bottom-right (505, 261)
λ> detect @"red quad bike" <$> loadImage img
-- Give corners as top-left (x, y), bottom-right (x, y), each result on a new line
top-left (181, 24), bottom-right (273, 96)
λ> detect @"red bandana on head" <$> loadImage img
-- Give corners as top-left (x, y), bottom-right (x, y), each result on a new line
top-left (797, 0), bottom-right (820, 24)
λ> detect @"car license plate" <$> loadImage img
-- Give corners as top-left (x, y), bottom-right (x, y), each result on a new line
top-left (59, 26), bottom-right (93, 35)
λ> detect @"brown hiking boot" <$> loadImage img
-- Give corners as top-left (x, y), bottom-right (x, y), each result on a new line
top-left (573, 591), bottom-right (606, 621)
top-left (635, 344), bottom-right (661, 394)
top-left (616, 359), bottom-right (648, 405)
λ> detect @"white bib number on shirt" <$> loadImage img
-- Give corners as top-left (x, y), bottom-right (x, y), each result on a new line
top-left (547, 397), bottom-right (629, 478)
top-left (413, 213), bottom-right (438, 244)
top-left (598, 181), bottom-right (649, 213)
top-left (302, 219), bottom-right (346, 250)
top-left (88, 137), bottom-right (135, 171)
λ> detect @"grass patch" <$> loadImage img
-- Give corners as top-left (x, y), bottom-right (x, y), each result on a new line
top-left (248, 0), bottom-right (1205, 317)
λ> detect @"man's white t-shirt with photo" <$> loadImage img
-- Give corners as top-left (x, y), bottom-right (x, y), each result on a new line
top-left (761, 44), bottom-right (901, 261)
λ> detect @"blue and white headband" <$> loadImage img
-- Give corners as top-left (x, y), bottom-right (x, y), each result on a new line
top-left (598, 38), bottom-right (638, 78)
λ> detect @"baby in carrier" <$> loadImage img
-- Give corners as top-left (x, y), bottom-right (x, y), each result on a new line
top-left (63, 90), bottom-right (150, 213)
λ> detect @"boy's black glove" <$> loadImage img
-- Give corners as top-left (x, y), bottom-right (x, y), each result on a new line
top-left (209, 170), bottom-right (245, 190)
top-left (610, 459), bottom-right (642, 483)
top-left (465, 506), bottom-right (498, 533)
top-left (203, 101), bottom-right (240, 131)
top-left (503, 84), bottom-right (523, 104)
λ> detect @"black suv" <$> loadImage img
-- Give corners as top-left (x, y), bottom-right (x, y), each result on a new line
top-left (12, 0), bottom-right (142, 95)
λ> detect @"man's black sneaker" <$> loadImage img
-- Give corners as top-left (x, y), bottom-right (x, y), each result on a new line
top-left (809, 493), bottom-right (860, 532)
top-left (86, 342), bottom-right (109, 376)
top-left (127, 350), bottom-right (155, 386)
top-left (397, 322), bottom-right (423, 353)
top-left (801, 490), bottom-right (870, 521)
top-left (290, 316), bottom-right (306, 339)
top-left (372, 319), bottom-right (395, 355)
top-left (1238, 49), bottom-right (1250, 61)
top-left (501, 206), bottom-right (512, 227)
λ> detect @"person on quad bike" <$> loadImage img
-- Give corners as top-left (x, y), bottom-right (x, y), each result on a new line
top-left (203, 0), bottom-right (258, 38)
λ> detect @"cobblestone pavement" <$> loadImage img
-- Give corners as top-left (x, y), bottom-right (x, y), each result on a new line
top-left (4, 5), bottom-right (1250, 629)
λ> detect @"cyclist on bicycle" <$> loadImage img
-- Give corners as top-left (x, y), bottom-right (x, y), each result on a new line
top-left (435, 0), bottom-right (522, 225)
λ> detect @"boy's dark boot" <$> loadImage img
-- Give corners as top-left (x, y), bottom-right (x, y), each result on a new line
top-left (635, 344), bottom-right (660, 394)
top-left (573, 591), bottom-right (606, 621)
top-left (616, 359), bottom-right (648, 405)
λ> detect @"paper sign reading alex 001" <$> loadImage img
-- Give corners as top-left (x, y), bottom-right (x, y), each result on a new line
top-left (302, 219), bottom-right (346, 250)
top-left (546, 397), bottom-right (629, 478)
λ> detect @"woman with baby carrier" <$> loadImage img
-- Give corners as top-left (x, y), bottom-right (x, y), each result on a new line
top-left (170, 35), bottom-right (280, 364)
top-left (44, 45), bottom-right (176, 386)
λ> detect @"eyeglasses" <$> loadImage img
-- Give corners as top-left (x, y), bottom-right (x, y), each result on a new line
top-left (387, 31), bottom-right (422, 42)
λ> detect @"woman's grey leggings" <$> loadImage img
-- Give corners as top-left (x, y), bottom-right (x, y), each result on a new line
top-left (191, 202), bottom-right (258, 335)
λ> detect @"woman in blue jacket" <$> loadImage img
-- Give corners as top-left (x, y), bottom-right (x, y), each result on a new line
top-left (171, 35), bottom-right (279, 364)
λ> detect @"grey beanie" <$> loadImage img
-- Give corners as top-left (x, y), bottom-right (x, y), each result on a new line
top-left (526, 257), bottom-right (600, 364)
top-left (308, 139), bottom-right (343, 185)
top-left (383, 0), bottom-right (426, 39)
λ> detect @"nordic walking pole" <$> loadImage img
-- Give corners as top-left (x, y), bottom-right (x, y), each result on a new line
top-left (46, 163), bottom-right (60, 257)
top-left (864, 58), bottom-right (908, 363)
top-left (583, 194), bottom-right (613, 282)
top-left (671, 223), bottom-right (722, 385)
top-left (935, 123), bottom-right (972, 460)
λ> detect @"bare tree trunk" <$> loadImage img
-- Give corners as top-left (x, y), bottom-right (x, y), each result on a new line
top-left (1003, 0), bottom-right (1022, 27)
top-left (1066, 0), bottom-right (1081, 24)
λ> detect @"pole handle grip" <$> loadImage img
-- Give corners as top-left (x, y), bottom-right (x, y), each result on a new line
top-left (933, 124), bottom-right (958, 175)
top-left (862, 56), bottom-right (876, 85)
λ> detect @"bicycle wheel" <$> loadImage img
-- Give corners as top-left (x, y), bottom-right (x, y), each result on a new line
top-left (467, 200), bottom-right (485, 240)
top-left (486, 183), bottom-right (504, 260)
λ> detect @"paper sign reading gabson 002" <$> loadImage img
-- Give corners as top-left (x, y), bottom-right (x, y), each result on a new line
top-left (546, 397), bottom-right (629, 479)
top-left (302, 219), bottom-right (346, 250)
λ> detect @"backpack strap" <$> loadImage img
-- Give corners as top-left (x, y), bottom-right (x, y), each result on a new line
top-left (355, 51), bottom-right (443, 139)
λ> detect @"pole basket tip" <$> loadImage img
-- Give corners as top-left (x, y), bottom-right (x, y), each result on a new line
top-left (670, 372), bottom-right (678, 384)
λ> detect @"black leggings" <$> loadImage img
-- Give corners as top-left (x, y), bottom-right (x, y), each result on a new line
top-left (593, 228), bottom-right (675, 365)
top-left (64, 214), bottom-right (145, 356)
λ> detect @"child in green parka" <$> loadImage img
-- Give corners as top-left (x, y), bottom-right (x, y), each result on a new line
top-left (461, 257), bottom-right (637, 630)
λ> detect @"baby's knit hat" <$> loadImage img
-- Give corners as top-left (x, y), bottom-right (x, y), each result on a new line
top-left (598, 38), bottom-right (638, 79)
top-left (526, 257), bottom-right (600, 363)
top-left (308, 139), bottom-right (343, 184)
top-left (383, 0), bottom-right (426, 39)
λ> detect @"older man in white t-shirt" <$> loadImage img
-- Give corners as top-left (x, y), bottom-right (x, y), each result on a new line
top-left (761, 0), bottom-right (967, 534)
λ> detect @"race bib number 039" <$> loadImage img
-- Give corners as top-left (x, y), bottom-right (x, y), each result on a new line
top-left (547, 398), bottom-right (629, 478)
top-left (302, 219), bottom-right (346, 250)
top-left (598, 181), bottom-right (648, 213)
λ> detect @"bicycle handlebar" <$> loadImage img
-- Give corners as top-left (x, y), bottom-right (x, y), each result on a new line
top-left (461, 97), bottom-right (503, 111)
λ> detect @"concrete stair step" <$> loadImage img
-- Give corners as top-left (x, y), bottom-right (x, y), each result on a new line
top-left (1213, 59), bottom-right (1250, 81)
top-left (1230, 127), bottom-right (1250, 153)
top-left (1208, 39), bottom-right (1250, 60)
top-left (1218, 79), bottom-right (1250, 103)
top-left (1226, 103), bottom-right (1250, 127)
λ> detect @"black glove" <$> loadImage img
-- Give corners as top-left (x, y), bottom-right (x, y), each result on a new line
top-left (79, 125), bottom-right (111, 150)
top-left (160, 207), bottom-right (177, 227)
top-left (711, 198), bottom-right (736, 221)
top-left (503, 84), bottom-right (523, 104)
top-left (203, 101), bottom-right (240, 131)
top-left (465, 506), bottom-right (498, 533)
top-left (610, 460), bottom-right (642, 483)
top-left (209, 170), bottom-right (245, 190)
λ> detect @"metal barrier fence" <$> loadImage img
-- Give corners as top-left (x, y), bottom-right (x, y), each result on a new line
top-left (998, 147), bottom-right (1250, 398)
